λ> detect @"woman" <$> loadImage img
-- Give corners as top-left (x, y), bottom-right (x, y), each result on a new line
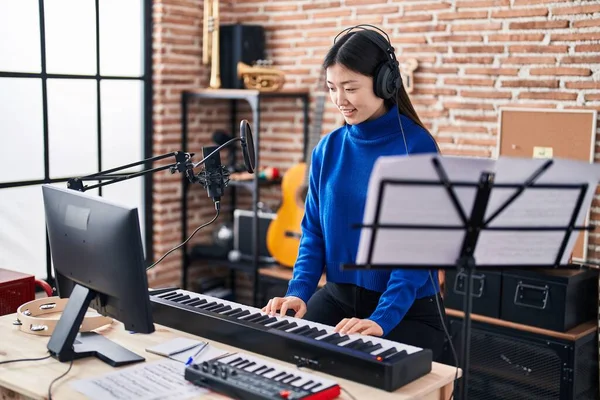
top-left (263, 25), bottom-right (447, 360)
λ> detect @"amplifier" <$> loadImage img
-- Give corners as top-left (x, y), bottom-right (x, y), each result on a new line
top-left (231, 209), bottom-right (275, 263)
top-left (443, 314), bottom-right (598, 400)
top-left (0, 268), bottom-right (35, 316)
top-left (219, 24), bottom-right (265, 89)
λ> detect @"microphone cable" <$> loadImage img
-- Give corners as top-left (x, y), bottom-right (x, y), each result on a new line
top-left (146, 204), bottom-right (220, 272)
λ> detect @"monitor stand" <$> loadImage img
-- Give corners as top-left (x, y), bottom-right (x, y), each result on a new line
top-left (47, 284), bottom-right (145, 367)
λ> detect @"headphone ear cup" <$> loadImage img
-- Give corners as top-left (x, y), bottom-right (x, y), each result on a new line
top-left (373, 61), bottom-right (394, 100)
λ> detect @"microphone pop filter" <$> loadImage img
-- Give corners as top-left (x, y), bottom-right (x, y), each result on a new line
top-left (240, 119), bottom-right (256, 173)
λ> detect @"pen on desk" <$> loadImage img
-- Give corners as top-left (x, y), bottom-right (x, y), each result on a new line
top-left (185, 342), bottom-right (208, 366)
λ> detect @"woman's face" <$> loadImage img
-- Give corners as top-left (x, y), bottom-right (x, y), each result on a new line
top-left (326, 63), bottom-right (387, 125)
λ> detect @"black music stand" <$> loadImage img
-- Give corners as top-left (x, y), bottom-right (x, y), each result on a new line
top-left (342, 155), bottom-right (596, 400)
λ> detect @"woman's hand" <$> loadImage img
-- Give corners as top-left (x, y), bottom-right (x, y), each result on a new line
top-left (334, 318), bottom-right (383, 337)
top-left (262, 296), bottom-right (307, 318)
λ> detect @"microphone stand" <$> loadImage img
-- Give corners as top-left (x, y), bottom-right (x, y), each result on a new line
top-left (67, 136), bottom-right (247, 193)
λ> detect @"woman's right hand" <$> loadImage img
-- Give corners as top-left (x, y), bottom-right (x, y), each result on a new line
top-left (262, 296), bottom-right (307, 318)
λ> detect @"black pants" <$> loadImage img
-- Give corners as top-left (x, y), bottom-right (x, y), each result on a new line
top-left (304, 282), bottom-right (447, 361)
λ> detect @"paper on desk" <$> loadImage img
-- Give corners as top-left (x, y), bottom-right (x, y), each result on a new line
top-left (70, 359), bottom-right (206, 400)
top-left (355, 154), bottom-right (600, 267)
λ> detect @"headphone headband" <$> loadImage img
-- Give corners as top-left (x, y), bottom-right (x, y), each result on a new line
top-left (333, 24), bottom-right (401, 100)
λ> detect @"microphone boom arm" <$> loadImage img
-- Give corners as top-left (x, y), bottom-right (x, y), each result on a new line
top-left (67, 151), bottom-right (194, 192)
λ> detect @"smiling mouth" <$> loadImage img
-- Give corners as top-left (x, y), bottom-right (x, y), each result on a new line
top-left (340, 108), bottom-right (356, 116)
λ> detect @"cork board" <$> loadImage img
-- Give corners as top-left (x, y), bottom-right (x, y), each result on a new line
top-left (497, 107), bottom-right (598, 262)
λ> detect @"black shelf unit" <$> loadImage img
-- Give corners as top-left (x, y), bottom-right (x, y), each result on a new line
top-left (180, 88), bottom-right (309, 306)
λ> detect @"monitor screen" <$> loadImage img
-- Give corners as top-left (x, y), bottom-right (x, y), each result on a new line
top-left (42, 184), bottom-right (154, 366)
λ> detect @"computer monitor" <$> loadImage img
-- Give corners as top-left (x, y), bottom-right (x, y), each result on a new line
top-left (42, 184), bottom-right (155, 367)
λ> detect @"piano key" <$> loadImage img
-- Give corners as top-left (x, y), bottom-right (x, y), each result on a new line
top-left (159, 291), bottom-right (181, 300)
top-left (167, 293), bottom-right (187, 302)
top-left (300, 380), bottom-right (315, 390)
top-left (262, 369), bottom-right (280, 379)
top-left (259, 367), bottom-right (275, 376)
top-left (184, 298), bottom-right (206, 307)
top-left (210, 304), bottom-right (231, 313)
top-left (375, 348), bottom-right (398, 359)
top-left (361, 343), bottom-right (383, 354)
top-left (231, 310), bottom-right (251, 318)
top-left (249, 315), bottom-right (271, 324)
top-left (267, 320), bottom-right (290, 329)
top-left (196, 301), bottom-right (218, 309)
top-left (306, 329), bottom-right (327, 339)
top-left (248, 364), bottom-right (266, 374)
top-left (344, 339), bottom-right (367, 350)
top-left (286, 376), bottom-right (302, 385)
top-left (306, 382), bottom-right (322, 392)
top-left (204, 303), bottom-right (225, 312)
top-left (222, 308), bottom-right (245, 317)
top-left (385, 350), bottom-right (409, 363)
top-left (257, 316), bottom-right (278, 326)
top-left (180, 297), bottom-right (200, 305)
top-left (290, 325), bottom-right (312, 336)
top-left (239, 312), bottom-right (262, 321)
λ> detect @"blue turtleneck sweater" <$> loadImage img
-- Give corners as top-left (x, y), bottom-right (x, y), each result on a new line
top-left (285, 107), bottom-right (440, 336)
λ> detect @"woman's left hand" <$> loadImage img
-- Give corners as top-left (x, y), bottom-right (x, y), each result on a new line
top-left (334, 318), bottom-right (383, 337)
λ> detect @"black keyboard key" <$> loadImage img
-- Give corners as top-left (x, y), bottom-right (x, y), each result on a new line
top-left (300, 380), bottom-right (314, 389)
top-left (257, 316), bottom-right (278, 325)
top-left (168, 294), bottom-right (187, 302)
top-left (277, 322), bottom-right (298, 331)
top-left (344, 339), bottom-right (367, 350)
top-left (204, 303), bottom-right (225, 312)
top-left (210, 305), bottom-right (231, 313)
top-left (303, 328), bottom-right (322, 338)
top-left (362, 343), bottom-right (383, 354)
top-left (196, 301), bottom-right (217, 309)
top-left (172, 295), bottom-right (191, 303)
top-left (309, 329), bottom-right (328, 338)
top-left (191, 299), bottom-right (208, 307)
top-left (236, 360), bottom-right (250, 369)
top-left (243, 313), bottom-right (264, 322)
top-left (291, 326), bottom-right (312, 335)
top-left (267, 320), bottom-right (289, 329)
top-left (232, 310), bottom-right (251, 318)
top-left (271, 372), bottom-right (286, 380)
top-left (306, 382), bottom-right (322, 392)
top-left (286, 376), bottom-right (302, 385)
top-left (327, 334), bottom-right (350, 345)
top-left (222, 308), bottom-right (244, 316)
top-left (259, 367), bottom-right (274, 375)
top-left (354, 340), bottom-right (374, 351)
top-left (157, 291), bottom-right (179, 299)
top-left (375, 348), bottom-right (397, 359)
top-left (180, 297), bottom-right (199, 305)
top-left (242, 361), bottom-right (256, 370)
top-left (249, 315), bottom-right (271, 324)
top-left (183, 298), bottom-right (204, 307)
top-left (253, 365), bottom-right (267, 374)
top-left (385, 350), bottom-right (409, 362)
top-left (320, 333), bottom-right (342, 343)
top-left (226, 357), bottom-right (242, 365)
top-left (161, 292), bottom-right (181, 300)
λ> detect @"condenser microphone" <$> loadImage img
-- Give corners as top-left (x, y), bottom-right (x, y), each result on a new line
top-left (198, 146), bottom-right (230, 205)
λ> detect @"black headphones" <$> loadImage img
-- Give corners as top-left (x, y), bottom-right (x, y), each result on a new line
top-left (334, 24), bottom-right (402, 101)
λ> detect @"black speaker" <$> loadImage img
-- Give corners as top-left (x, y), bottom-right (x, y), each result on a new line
top-left (219, 24), bottom-right (265, 89)
top-left (443, 316), bottom-right (599, 400)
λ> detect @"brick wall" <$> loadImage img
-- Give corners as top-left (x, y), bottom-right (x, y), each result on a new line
top-left (151, 0), bottom-right (600, 292)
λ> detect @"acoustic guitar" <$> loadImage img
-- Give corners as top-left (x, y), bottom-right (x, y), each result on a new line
top-left (266, 74), bottom-right (327, 267)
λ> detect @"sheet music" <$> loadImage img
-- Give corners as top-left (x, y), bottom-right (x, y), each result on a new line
top-left (356, 154), bottom-right (600, 267)
top-left (70, 359), bottom-right (207, 400)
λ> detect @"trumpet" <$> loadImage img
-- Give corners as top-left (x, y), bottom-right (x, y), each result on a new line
top-left (203, 0), bottom-right (220, 89)
top-left (237, 61), bottom-right (285, 92)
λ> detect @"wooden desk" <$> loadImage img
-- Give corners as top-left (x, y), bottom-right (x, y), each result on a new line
top-left (0, 314), bottom-right (458, 400)
top-left (259, 265), bottom-right (327, 288)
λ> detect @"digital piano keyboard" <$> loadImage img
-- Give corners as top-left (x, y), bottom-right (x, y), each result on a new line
top-left (150, 288), bottom-right (432, 392)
